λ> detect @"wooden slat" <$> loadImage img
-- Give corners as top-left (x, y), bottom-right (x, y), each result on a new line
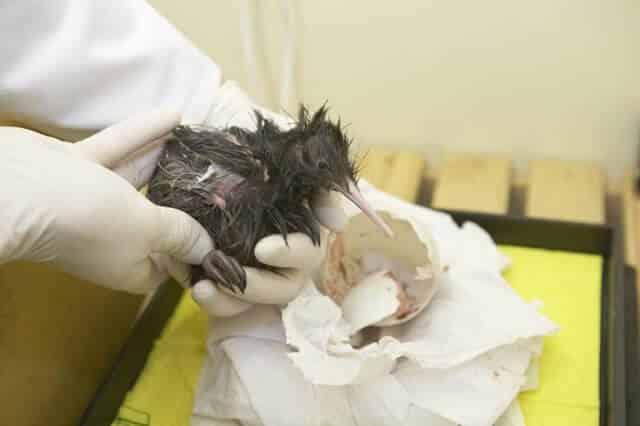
top-left (622, 170), bottom-right (640, 330)
top-left (382, 151), bottom-right (426, 202)
top-left (359, 147), bottom-right (426, 203)
top-left (525, 159), bottom-right (605, 224)
top-left (431, 155), bottom-right (511, 214)
top-left (0, 263), bottom-right (142, 426)
top-left (623, 171), bottom-right (638, 267)
top-left (359, 147), bottom-right (395, 189)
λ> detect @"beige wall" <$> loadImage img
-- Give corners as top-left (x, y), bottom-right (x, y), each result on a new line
top-left (149, 0), bottom-right (640, 189)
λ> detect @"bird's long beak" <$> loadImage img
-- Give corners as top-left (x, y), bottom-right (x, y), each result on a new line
top-left (337, 181), bottom-right (394, 238)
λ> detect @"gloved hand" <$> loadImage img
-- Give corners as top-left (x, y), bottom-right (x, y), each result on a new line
top-left (189, 81), bottom-right (347, 317)
top-left (0, 110), bottom-right (214, 294)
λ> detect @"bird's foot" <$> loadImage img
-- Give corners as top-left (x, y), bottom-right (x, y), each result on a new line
top-left (200, 249), bottom-right (247, 294)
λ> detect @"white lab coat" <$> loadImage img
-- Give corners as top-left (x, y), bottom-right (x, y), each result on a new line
top-left (0, 0), bottom-right (222, 140)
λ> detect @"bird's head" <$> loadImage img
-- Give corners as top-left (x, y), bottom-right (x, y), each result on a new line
top-left (278, 105), bottom-right (394, 238)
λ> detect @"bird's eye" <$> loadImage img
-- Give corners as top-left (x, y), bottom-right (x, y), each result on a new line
top-left (318, 160), bottom-right (329, 170)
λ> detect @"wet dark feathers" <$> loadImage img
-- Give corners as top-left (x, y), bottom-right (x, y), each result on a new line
top-left (147, 105), bottom-right (358, 273)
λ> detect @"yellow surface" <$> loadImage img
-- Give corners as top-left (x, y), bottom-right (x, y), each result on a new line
top-left (113, 246), bottom-right (602, 426)
top-left (502, 246), bottom-right (602, 426)
top-left (113, 294), bottom-right (208, 426)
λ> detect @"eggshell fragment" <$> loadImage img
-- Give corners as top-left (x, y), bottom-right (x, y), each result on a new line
top-left (320, 210), bottom-right (443, 326)
top-left (341, 271), bottom-right (400, 333)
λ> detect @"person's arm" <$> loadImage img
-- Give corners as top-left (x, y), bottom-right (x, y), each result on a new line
top-left (0, 0), bottom-right (345, 316)
top-left (0, 111), bottom-right (216, 293)
top-left (0, 0), bottom-right (221, 139)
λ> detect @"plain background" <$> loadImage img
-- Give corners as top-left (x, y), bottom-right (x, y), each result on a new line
top-left (148, 0), bottom-right (640, 191)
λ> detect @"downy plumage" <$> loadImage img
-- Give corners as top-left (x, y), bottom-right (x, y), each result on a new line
top-left (147, 105), bottom-right (392, 293)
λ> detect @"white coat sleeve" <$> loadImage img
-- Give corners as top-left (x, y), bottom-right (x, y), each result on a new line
top-left (0, 0), bottom-right (222, 140)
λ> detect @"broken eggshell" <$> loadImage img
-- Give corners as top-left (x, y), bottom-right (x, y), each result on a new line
top-left (319, 208), bottom-right (443, 329)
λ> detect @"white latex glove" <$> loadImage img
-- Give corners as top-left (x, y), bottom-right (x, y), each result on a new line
top-left (0, 110), bottom-right (214, 294)
top-left (190, 81), bottom-right (347, 317)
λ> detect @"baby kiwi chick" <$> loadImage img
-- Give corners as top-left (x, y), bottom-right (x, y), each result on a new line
top-left (147, 105), bottom-right (393, 294)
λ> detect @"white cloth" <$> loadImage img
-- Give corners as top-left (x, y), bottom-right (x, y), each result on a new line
top-left (0, 0), bottom-right (221, 140)
top-left (190, 182), bottom-right (558, 426)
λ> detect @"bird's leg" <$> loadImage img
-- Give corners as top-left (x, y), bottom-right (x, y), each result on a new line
top-left (190, 264), bottom-right (207, 286)
top-left (200, 249), bottom-right (247, 294)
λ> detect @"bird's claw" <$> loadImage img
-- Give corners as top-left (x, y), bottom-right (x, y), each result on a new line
top-left (201, 249), bottom-right (247, 294)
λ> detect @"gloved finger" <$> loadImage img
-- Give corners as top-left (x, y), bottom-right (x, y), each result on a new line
top-left (311, 190), bottom-right (347, 232)
top-left (113, 142), bottom-right (165, 189)
top-left (192, 280), bottom-right (252, 317)
top-left (127, 254), bottom-right (192, 295)
top-left (150, 253), bottom-right (191, 288)
top-left (256, 106), bottom-right (296, 130)
top-left (126, 258), bottom-right (170, 294)
top-left (219, 268), bottom-right (309, 305)
top-left (206, 81), bottom-right (295, 131)
top-left (73, 109), bottom-right (179, 168)
top-left (206, 81), bottom-right (260, 131)
top-left (150, 205), bottom-right (214, 265)
top-left (255, 233), bottom-right (324, 271)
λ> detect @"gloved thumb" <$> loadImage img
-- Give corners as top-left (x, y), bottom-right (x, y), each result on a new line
top-left (150, 205), bottom-right (214, 265)
top-left (72, 109), bottom-right (180, 168)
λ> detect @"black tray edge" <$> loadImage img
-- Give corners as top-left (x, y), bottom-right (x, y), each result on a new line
top-left (78, 281), bottom-right (185, 426)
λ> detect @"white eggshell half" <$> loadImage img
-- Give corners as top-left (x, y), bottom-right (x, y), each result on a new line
top-left (320, 210), bottom-right (442, 327)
